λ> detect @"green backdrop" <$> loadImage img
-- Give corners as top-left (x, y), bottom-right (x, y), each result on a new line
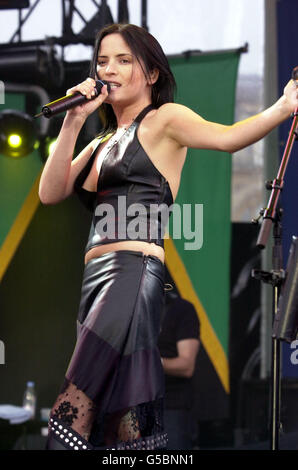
top-left (170, 52), bottom-right (240, 353)
top-left (166, 51), bottom-right (240, 418)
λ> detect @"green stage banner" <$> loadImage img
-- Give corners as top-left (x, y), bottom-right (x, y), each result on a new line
top-left (166, 51), bottom-right (240, 418)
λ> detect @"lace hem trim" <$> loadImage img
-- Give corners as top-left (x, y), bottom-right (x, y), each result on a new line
top-left (48, 416), bottom-right (168, 450)
top-left (49, 417), bottom-right (92, 450)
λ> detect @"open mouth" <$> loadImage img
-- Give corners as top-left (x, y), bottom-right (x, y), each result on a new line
top-left (107, 82), bottom-right (121, 90)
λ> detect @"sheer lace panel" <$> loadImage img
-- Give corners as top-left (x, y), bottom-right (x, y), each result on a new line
top-left (50, 381), bottom-right (164, 447)
top-left (95, 399), bottom-right (164, 446)
top-left (102, 407), bottom-right (141, 446)
top-left (50, 382), bottom-right (97, 441)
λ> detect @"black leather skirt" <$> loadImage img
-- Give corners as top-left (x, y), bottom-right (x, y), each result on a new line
top-left (47, 250), bottom-right (167, 450)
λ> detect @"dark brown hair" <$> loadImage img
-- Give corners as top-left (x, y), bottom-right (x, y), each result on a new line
top-left (89, 23), bottom-right (176, 134)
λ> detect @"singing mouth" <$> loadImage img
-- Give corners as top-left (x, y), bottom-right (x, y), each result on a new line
top-left (107, 82), bottom-right (121, 90)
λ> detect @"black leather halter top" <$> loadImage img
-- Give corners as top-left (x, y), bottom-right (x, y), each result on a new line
top-left (74, 105), bottom-right (174, 253)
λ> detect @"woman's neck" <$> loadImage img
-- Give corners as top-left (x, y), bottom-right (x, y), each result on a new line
top-left (113, 100), bottom-right (152, 129)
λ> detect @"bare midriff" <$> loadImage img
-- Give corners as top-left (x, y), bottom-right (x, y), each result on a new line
top-left (84, 240), bottom-right (165, 265)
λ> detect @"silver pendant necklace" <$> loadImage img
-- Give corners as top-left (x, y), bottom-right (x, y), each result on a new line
top-left (96, 120), bottom-right (135, 174)
top-left (105, 126), bottom-right (128, 152)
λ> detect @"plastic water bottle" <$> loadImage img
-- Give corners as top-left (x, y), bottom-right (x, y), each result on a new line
top-left (22, 381), bottom-right (36, 419)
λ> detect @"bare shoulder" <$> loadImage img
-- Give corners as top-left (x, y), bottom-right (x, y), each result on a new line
top-left (154, 103), bottom-right (205, 135)
top-left (154, 102), bottom-right (193, 123)
top-left (145, 103), bottom-right (192, 141)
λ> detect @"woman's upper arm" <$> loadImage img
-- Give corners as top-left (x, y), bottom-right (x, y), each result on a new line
top-left (160, 103), bottom-right (228, 152)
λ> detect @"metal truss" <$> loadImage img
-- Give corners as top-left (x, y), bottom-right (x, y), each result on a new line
top-left (0, 0), bottom-right (148, 49)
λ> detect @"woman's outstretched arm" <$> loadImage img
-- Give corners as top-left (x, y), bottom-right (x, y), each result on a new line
top-left (161, 77), bottom-right (298, 154)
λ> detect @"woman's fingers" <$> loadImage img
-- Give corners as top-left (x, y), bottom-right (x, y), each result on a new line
top-left (100, 84), bottom-right (109, 99)
top-left (283, 78), bottom-right (298, 114)
top-left (65, 78), bottom-right (109, 118)
top-left (66, 78), bottom-right (99, 100)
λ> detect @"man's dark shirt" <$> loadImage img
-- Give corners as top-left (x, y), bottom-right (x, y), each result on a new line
top-left (158, 297), bottom-right (200, 409)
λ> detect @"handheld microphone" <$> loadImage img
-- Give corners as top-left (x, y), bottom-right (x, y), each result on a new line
top-left (34, 80), bottom-right (110, 119)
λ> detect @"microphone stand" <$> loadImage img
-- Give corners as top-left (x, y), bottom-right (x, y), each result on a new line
top-left (251, 105), bottom-right (298, 450)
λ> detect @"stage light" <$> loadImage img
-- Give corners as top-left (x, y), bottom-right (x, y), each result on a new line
top-left (47, 138), bottom-right (57, 155)
top-left (44, 136), bottom-right (57, 158)
top-left (39, 136), bottom-right (58, 162)
top-left (0, 109), bottom-right (38, 158)
top-left (7, 133), bottom-right (22, 149)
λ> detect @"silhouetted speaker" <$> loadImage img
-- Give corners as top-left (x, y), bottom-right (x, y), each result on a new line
top-left (236, 377), bottom-right (298, 447)
top-left (230, 223), bottom-right (262, 422)
top-left (272, 236), bottom-right (298, 342)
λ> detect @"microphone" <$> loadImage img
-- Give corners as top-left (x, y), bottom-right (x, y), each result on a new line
top-left (34, 80), bottom-right (111, 119)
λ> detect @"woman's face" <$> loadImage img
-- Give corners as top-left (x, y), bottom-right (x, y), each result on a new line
top-left (96, 33), bottom-right (152, 105)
